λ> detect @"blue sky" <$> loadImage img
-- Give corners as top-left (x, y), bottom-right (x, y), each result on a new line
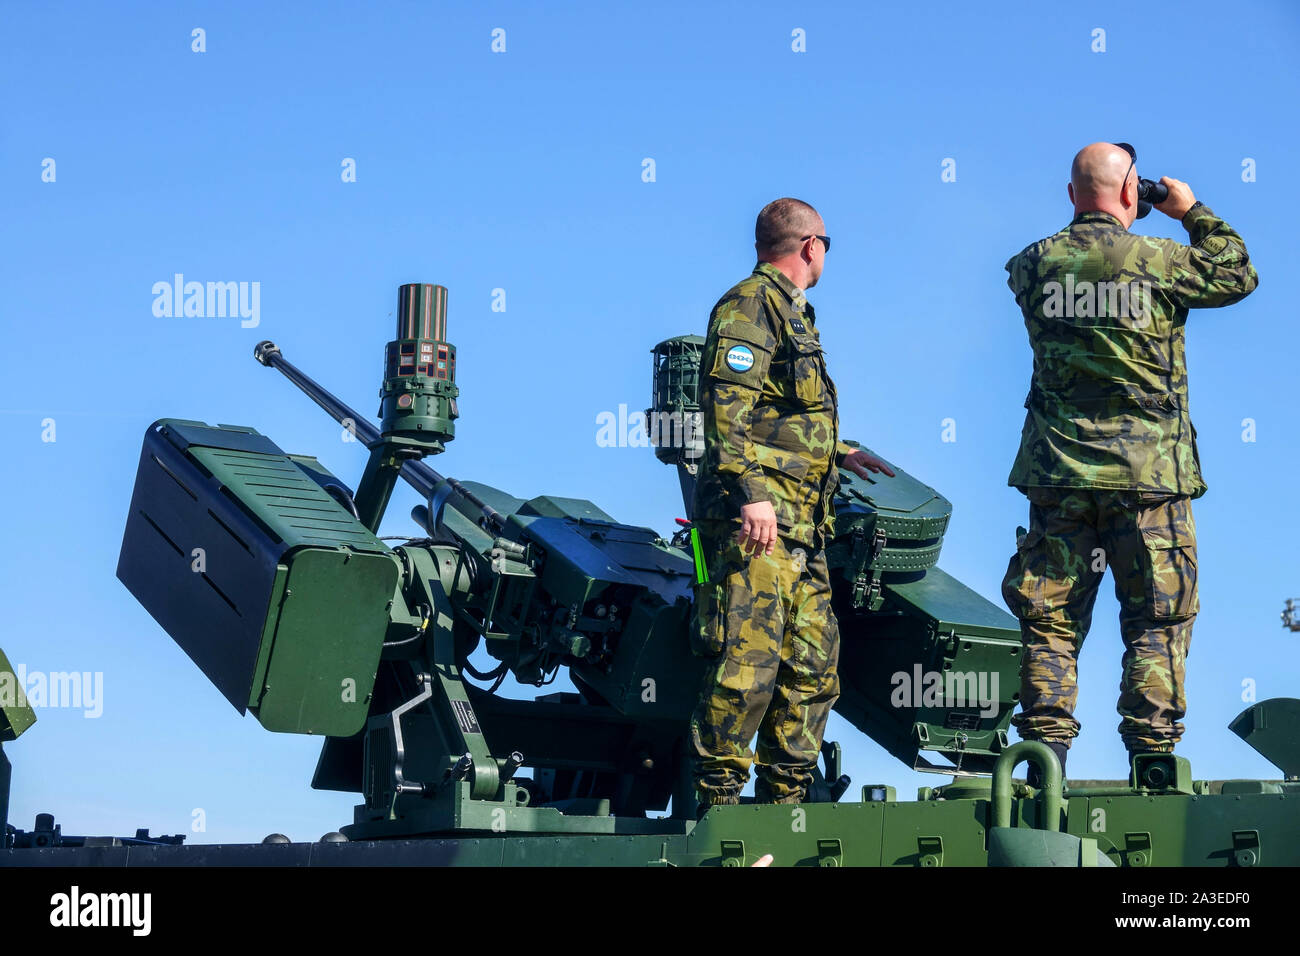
top-left (2, 1), bottom-right (1296, 844)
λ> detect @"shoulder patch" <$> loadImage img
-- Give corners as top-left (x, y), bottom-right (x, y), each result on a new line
top-left (723, 344), bottom-right (754, 372)
top-left (708, 320), bottom-right (773, 388)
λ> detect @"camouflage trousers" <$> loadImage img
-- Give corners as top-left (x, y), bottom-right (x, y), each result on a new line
top-left (1001, 488), bottom-right (1198, 753)
top-left (688, 519), bottom-right (840, 805)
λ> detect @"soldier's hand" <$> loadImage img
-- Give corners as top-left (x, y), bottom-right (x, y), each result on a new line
top-left (738, 500), bottom-right (778, 557)
top-left (1155, 177), bottom-right (1196, 221)
top-left (843, 449), bottom-right (896, 479)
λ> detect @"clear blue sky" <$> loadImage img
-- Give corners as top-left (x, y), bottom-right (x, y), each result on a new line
top-left (3, 1), bottom-right (1296, 844)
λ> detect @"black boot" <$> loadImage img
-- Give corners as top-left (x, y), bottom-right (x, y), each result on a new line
top-left (1026, 741), bottom-right (1068, 788)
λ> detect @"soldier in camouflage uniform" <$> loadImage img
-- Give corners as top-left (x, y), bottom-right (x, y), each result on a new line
top-left (1001, 143), bottom-right (1258, 781)
top-left (689, 198), bottom-right (893, 809)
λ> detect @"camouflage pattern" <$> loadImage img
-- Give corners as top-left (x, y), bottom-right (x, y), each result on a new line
top-left (1006, 204), bottom-right (1258, 498)
top-left (689, 262), bottom-right (850, 805)
top-left (692, 262), bottom-right (853, 548)
top-left (1002, 488), bottom-right (1198, 752)
top-left (689, 518), bottom-right (839, 803)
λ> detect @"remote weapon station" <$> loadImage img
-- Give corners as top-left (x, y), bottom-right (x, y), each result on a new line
top-left (3, 284), bottom-right (1296, 866)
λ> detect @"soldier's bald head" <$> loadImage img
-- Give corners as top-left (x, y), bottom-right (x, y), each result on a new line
top-left (1067, 142), bottom-right (1139, 227)
top-left (1070, 143), bottom-right (1133, 201)
top-left (755, 198), bottom-right (822, 260)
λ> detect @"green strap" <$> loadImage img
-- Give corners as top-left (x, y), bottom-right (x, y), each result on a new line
top-left (690, 527), bottom-right (709, 585)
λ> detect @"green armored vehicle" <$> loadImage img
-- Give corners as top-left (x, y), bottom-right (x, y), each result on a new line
top-left (1, 648), bottom-right (37, 845)
top-left (2, 284), bottom-right (1295, 867)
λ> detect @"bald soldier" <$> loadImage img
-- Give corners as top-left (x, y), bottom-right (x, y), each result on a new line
top-left (1001, 143), bottom-right (1258, 784)
top-left (689, 198), bottom-right (892, 811)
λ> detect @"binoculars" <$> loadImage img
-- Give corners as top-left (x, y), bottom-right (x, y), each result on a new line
top-left (1114, 142), bottom-right (1169, 218)
top-left (1136, 177), bottom-right (1169, 219)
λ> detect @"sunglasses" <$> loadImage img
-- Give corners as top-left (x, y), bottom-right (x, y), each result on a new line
top-left (1113, 142), bottom-right (1137, 198)
top-left (800, 234), bottom-right (831, 253)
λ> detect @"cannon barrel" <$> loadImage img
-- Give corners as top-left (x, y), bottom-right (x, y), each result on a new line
top-left (253, 340), bottom-right (505, 534)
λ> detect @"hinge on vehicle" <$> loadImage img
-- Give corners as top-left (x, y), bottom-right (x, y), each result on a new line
top-left (867, 577), bottom-right (883, 611)
top-left (1232, 829), bottom-right (1260, 867)
top-left (851, 570), bottom-right (885, 611)
top-left (947, 732), bottom-right (969, 774)
top-left (1124, 831), bottom-right (1152, 867)
top-left (918, 835), bottom-right (943, 868)
top-left (849, 526), bottom-right (867, 567)
top-left (849, 527), bottom-right (888, 611)
top-left (720, 839), bottom-right (746, 867)
top-left (871, 529), bottom-right (887, 559)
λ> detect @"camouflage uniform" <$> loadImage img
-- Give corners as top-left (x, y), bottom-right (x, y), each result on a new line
top-left (1002, 204), bottom-right (1258, 753)
top-left (689, 262), bottom-right (852, 805)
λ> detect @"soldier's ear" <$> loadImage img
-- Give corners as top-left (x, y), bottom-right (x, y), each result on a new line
top-left (1067, 182), bottom-right (1075, 205)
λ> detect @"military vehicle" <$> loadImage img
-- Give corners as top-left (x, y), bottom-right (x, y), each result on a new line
top-left (2, 284), bottom-right (1296, 867)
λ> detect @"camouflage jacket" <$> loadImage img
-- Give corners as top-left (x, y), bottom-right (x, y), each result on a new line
top-left (1006, 204), bottom-right (1258, 498)
top-left (692, 262), bottom-right (852, 547)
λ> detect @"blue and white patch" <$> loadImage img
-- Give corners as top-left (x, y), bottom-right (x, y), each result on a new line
top-left (724, 345), bottom-right (755, 373)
